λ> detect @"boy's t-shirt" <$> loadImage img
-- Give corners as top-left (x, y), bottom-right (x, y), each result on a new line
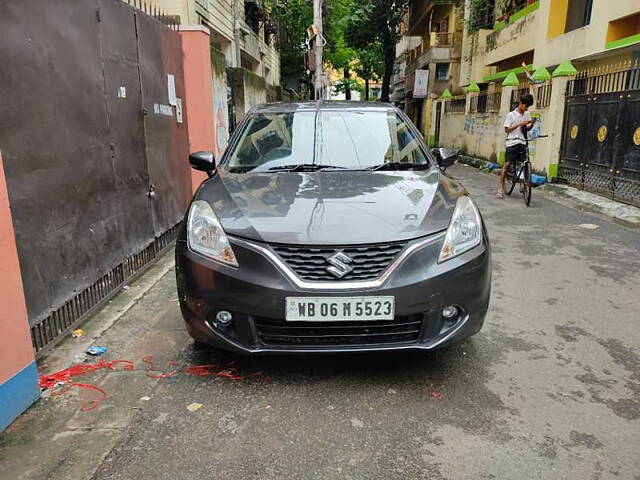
top-left (504, 109), bottom-right (531, 148)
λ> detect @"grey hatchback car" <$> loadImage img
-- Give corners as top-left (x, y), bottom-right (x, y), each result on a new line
top-left (176, 102), bottom-right (491, 354)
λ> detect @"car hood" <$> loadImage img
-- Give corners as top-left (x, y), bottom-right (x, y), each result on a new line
top-left (196, 169), bottom-right (466, 245)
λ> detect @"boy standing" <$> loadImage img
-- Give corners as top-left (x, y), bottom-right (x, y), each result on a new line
top-left (497, 94), bottom-right (535, 199)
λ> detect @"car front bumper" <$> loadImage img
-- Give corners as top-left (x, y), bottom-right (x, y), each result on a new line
top-left (175, 230), bottom-right (491, 354)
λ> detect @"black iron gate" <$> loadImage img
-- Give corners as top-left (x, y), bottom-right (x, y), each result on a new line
top-left (0, 0), bottom-right (190, 355)
top-left (558, 65), bottom-right (640, 206)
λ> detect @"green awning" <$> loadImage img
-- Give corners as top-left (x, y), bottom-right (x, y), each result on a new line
top-left (502, 72), bottom-right (520, 86)
top-left (532, 67), bottom-right (551, 81)
top-left (552, 60), bottom-right (578, 77)
top-left (465, 82), bottom-right (480, 93)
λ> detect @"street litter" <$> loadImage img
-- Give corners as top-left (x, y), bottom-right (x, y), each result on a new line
top-left (140, 396), bottom-right (151, 401)
top-left (431, 392), bottom-right (443, 401)
top-left (72, 329), bottom-right (85, 338)
top-left (38, 359), bottom-right (134, 411)
top-left (187, 402), bottom-right (203, 412)
top-left (122, 285), bottom-right (130, 291)
top-left (578, 223), bottom-right (599, 230)
top-left (85, 346), bottom-right (107, 356)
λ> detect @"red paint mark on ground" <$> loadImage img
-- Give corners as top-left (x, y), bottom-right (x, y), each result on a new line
top-left (39, 357), bottom-right (270, 412)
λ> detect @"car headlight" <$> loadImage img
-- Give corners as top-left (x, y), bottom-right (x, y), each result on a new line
top-left (438, 196), bottom-right (482, 263)
top-left (187, 200), bottom-right (238, 267)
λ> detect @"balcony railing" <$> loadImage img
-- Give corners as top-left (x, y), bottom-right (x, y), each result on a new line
top-left (536, 83), bottom-right (552, 109)
top-left (405, 31), bottom-right (455, 76)
top-left (430, 31), bottom-right (453, 47)
top-left (469, 89), bottom-right (502, 114)
top-left (240, 22), bottom-right (261, 58)
top-left (444, 97), bottom-right (466, 114)
top-left (396, 36), bottom-right (421, 57)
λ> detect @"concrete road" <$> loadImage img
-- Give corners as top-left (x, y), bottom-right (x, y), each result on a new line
top-left (2, 165), bottom-right (639, 480)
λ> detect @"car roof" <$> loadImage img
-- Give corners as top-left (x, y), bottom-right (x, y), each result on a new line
top-left (249, 101), bottom-right (397, 114)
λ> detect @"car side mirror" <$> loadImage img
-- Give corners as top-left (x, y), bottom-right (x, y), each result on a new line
top-left (431, 147), bottom-right (458, 172)
top-left (189, 151), bottom-right (215, 177)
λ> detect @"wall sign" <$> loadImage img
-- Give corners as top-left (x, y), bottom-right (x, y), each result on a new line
top-left (413, 69), bottom-right (429, 99)
top-left (175, 98), bottom-right (183, 124)
top-left (153, 103), bottom-right (173, 117)
top-left (167, 74), bottom-right (176, 106)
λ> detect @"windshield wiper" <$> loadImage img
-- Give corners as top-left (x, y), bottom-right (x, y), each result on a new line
top-left (266, 164), bottom-right (347, 172)
top-left (368, 162), bottom-right (430, 171)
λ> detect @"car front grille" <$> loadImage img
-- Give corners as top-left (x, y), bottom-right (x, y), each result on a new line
top-left (270, 241), bottom-right (407, 281)
top-left (254, 316), bottom-right (423, 347)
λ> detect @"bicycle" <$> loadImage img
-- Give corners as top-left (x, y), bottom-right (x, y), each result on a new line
top-left (504, 127), bottom-right (547, 207)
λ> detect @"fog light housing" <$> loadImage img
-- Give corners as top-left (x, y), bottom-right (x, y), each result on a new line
top-left (215, 310), bottom-right (233, 326)
top-left (442, 306), bottom-right (458, 319)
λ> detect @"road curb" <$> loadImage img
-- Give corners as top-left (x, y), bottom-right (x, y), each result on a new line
top-left (37, 249), bottom-right (176, 375)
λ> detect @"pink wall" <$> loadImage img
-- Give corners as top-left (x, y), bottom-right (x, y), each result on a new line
top-left (0, 152), bottom-right (35, 384)
top-left (179, 27), bottom-right (216, 194)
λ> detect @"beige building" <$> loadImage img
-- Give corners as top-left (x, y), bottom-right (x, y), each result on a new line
top-left (391, 0), bottom-right (464, 138)
top-left (150, 0), bottom-right (279, 86)
top-left (148, 0), bottom-right (281, 125)
top-left (460, 0), bottom-right (640, 86)
top-left (432, 0), bottom-right (640, 206)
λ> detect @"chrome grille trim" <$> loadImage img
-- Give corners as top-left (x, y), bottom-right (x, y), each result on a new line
top-left (229, 232), bottom-right (445, 291)
top-left (271, 242), bottom-right (406, 281)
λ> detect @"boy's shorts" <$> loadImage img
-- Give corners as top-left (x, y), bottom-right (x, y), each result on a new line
top-left (505, 143), bottom-right (527, 164)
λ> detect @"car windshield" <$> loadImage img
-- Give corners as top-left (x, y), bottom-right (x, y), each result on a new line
top-left (224, 109), bottom-right (430, 172)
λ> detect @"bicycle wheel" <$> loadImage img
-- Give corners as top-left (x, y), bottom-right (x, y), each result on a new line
top-left (523, 162), bottom-right (532, 206)
top-left (505, 164), bottom-right (517, 196)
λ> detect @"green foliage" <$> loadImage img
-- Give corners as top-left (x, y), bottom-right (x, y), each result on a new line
top-left (333, 77), bottom-right (362, 94)
top-left (466, 0), bottom-right (492, 34)
top-left (270, 0), bottom-right (408, 99)
top-left (268, 0), bottom-right (313, 83)
top-left (325, 0), bottom-right (357, 70)
top-left (353, 41), bottom-right (383, 82)
top-left (344, 0), bottom-right (410, 101)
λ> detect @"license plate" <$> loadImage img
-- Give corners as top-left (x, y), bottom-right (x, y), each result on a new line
top-left (285, 296), bottom-right (395, 322)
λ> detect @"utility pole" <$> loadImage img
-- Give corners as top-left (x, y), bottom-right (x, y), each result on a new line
top-left (233, 0), bottom-right (242, 68)
top-left (313, 0), bottom-right (324, 100)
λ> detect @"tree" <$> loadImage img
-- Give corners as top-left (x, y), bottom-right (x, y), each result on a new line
top-left (324, 0), bottom-right (357, 99)
top-left (353, 42), bottom-right (384, 100)
top-left (346, 0), bottom-right (409, 102)
top-left (332, 77), bottom-right (361, 99)
top-left (269, 0), bottom-right (313, 93)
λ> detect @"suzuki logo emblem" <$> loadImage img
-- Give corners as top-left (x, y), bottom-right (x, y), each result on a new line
top-left (326, 251), bottom-right (353, 279)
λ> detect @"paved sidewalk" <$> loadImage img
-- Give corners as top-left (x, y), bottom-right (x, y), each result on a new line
top-left (1, 164), bottom-right (639, 480)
